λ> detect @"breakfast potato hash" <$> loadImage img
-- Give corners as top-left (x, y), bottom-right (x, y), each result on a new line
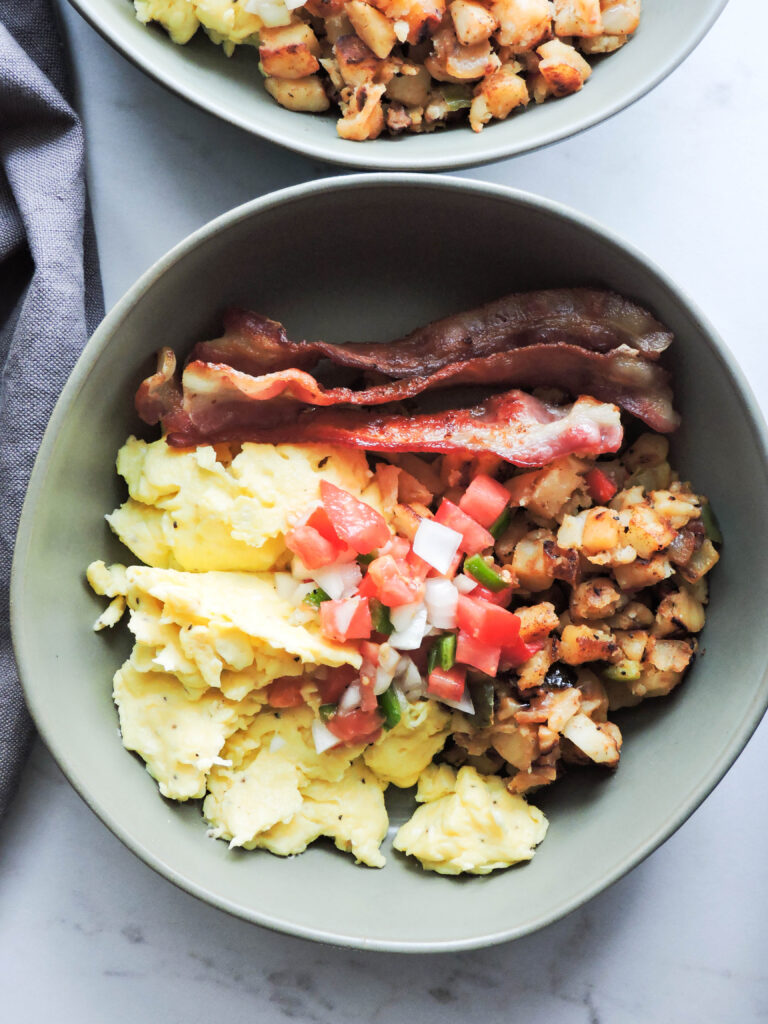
top-left (132, 0), bottom-right (641, 139)
top-left (90, 429), bottom-right (719, 874)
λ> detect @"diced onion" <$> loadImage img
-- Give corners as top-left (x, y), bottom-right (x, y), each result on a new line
top-left (275, 572), bottom-right (298, 602)
top-left (412, 518), bottom-right (462, 574)
top-left (242, 0), bottom-right (293, 25)
top-left (291, 555), bottom-right (313, 581)
top-left (312, 561), bottom-right (362, 601)
top-left (454, 574), bottom-right (478, 594)
top-left (424, 577), bottom-right (459, 629)
top-left (331, 598), bottom-right (357, 637)
top-left (435, 685), bottom-right (475, 715)
top-left (339, 684), bottom-right (362, 711)
top-left (389, 603), bottom-right (428, 651)
top-left (292, 582), bottom-right (316, 606)
top-left (312, 718), bottom-right (341, 753)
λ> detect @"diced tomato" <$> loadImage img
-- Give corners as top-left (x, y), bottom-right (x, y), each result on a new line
top-left (359, 640), bottom-right (381, 665)
top-left (326, 708), bottom-right (383, 744)
top-left (406, 547), bottom-right (432, 580)
top-left (356, 572), bottom-right (378, 598)
top-left (358, 675), bottom-right (379, 712)
top-left (267, 676), bottom-right (305, 708)
top-left (381, 535), bottom-right (410, 561)
top-left (459, 473), bottom-right (510, 528)
top-left (586, 467), bottom-right (618, 505)
top-left (316, 665), bottom-right (357, 704)
top-left (320, 596), bottom-right (372, 643)
top-left (320, 481), bottom-right (390, 554)
top-left (435, 499), bottom-right (494, 556)
top-left (456, 632), bottom-right (501, 676)
top-left (367, 554), bottom-right (425, 608)
top-left (427, 665), bottom-right (466, 702)
top-left (473, 584), bottom-right (514, 607)
top-left (456, 595), bottom-right (521, 647)
top-left (306, 505), bottom-right (340, 544)
top-left (285, 524), bottom-right (339, 569)
top-left (501, 638), bottom-right (544, 668)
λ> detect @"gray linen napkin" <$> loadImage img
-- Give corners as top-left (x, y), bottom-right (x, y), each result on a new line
top-left (0, 1), bottom-right (103, 818)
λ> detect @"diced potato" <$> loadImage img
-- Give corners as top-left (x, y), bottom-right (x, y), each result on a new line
top-left (613, 628), bottom-right (648, 663)
top-left (562, 714), bottom-right (621, 766)
top-left (427, 24), bottom-right (500, 81)
top-left (654, 589), bottom-right (706, 637)
top-left (264, 75), bottom-right (331, 111)
top-left (536, 37), bottom-right (592, 96)
top-left (517, 639), bottom-right (558, 690)
top-left (631, 666), bottom-right (685, 700)
top-left (645, 636), bottom-right (694, 674)
top-left (569, 577), bottom-right (622, 621)
top-left (607, 600), bottom-right (654, 630)
top-left (577, 670), bottom-right (609, 722)
top-left (512, 536), bottom-right (555, 591)
top-left (370, 0), bottom-right (446, 45)
top-left (336, 81), bottom-right (387, 139)
top-left (334, 34), bottom-right (385, 86)
top-left (582, 507), bottom-right (621, 555)
top-left (579, 32), bottom-right (626, 54)
top-left (260, 20), bottom-right (319, 78)
top-left (506, 456), bottom-right (585, 521)
top-left (492, 0), bottom-right (552, 49)
top-left (678, 539), bottom-right (720, 584)
top-left (516, 602), bottom-right (560, 644)
top-left (449, 0), bottom-right (498, 45)
top-left (599, 0), bottom-right (640, 36)
top-left (324, 12), bottom-right (355, 41)
top-left (649, 490), bottom-right (701, 530)
top-left (623, 433), bottom-right (669, 474)
top-left (469, 64), bottom-right (528, 131)
top-left (552, 0), bottom-right (603, 37)
top-left (613, 555), bottom-right (673, 591)
top-left (386, 65), bottom-right (432, 107)
top-left (346, 0), bottom-right (398, 58)
top-left (559, 624), bottom-right (620, 665)
top-left (625, 503), bottom-right (676, 559)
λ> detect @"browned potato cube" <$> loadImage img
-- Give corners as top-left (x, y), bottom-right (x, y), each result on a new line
top-left (259, 22), bottom-right (321, 80)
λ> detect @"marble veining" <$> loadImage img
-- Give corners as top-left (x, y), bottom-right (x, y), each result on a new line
top-left (2, 0), bottom-right (768, 1020)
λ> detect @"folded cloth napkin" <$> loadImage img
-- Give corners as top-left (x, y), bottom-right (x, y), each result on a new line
top-left (0, 1), bottom-right (103, 818)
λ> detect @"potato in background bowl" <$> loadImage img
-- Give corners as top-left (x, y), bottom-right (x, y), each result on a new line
top-left (13, 174), bottom-right (768, 951)
top-left (64, 0), bottom-right (727, 170)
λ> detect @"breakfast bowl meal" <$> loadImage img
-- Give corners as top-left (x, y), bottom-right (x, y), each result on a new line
top-left (13, 175), bottom-right (768, 950)
top-left (66, 0), bottom-right (727, 169)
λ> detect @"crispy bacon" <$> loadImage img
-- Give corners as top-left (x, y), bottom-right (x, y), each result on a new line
top-left (190, 290), bottom-right (673, 378)
top-left (139, 343), bottom-right (678, 436)
top-left (165, 390), bottom-right (623, 468)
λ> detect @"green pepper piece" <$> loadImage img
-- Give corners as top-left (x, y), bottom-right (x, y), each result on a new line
top-left (467, 680), bottom-right (495, 729)
top-left (319, 703), bottom-right (336, 722)
top-left (489, 507), bottom-right (511, 539)
top-left (700, 500), bottom-right (723, 544)
top-left (427, 642), bottom-right (439, 676)
top-left (464, 554), bottom-right (508, 592)
top-left (437, 633), bottom-right (457, 671)
top-left (602, 659), bottom-right (642, 683)
top-left (370, 599), bottom-right (394, 636)
top-left (441, 84), bottom-right (472, 111)
top-left (377, 687), bottom-right (402, 730)
top-left (357, 552), bottom-right (376, 567)
top-left (304, 587), bottom-right (331, 608)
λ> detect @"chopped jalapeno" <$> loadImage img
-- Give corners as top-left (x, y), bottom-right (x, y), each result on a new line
top-left (602, 660), bottom-right (642, 683)
top-left (427, 642), bottom-right (439, 675)
top-left (467, 680), bottom-right (495, 729)
top-left (377, 687), bottom-right (402, 730)
top-left (437, 633), bottom-right (456, 671)
top-left (700, 501), bottom-right (722, 544)
top-left (489, 507), bottom-right (511, 539)
top-left (464, 554), bottom-right (508, 592)
top-left (441, 84), bottom-right (472, 111)
top-left (319, 703), bottom-right (336, 721)
top-left (357, 552), bottom-right (376, 567)
top-left (370, 598), bottom-right (394, 636)
top-left (304, 587), bottom-right (331, 608)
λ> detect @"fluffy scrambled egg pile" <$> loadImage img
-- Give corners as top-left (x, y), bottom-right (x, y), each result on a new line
top-left (89, 438), bottom-right (547, 873)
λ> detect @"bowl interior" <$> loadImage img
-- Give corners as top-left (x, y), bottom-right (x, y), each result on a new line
top-left (14, 176), bottom-right (768, 951)
top-left (67, 0), bottom-right (726, 170)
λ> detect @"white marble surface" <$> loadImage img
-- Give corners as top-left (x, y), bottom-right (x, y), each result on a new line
top-left (3, 1), bottom-right (768, 1019)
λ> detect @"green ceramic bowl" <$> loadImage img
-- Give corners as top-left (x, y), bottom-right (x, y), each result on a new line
top-left (13, 175), bottom-right (768, 951)
top-left (66, 0), bottom-right (727, 170)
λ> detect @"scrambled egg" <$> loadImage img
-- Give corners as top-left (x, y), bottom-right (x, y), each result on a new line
top-left (90, 438), bottom-right (548, 873)
top-left (108, 438), bottom-right (384, 572)
top-left (393, 765), bottom-right (548, 875)
top-left (133, 0), bottom-right (282, 52)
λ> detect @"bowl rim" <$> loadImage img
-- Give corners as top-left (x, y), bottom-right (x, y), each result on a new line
top-left (64, 0), bottom-right (729, 171)
top-left (13, 172), bottom-right (768, 952)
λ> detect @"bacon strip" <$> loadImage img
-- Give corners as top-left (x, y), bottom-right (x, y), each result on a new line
top-left (190, 290), bottom-right (673, 378)
top-left (139, 343), bottom-right (678, 436)
top-left (165, 390), bottom-right (623, 469)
